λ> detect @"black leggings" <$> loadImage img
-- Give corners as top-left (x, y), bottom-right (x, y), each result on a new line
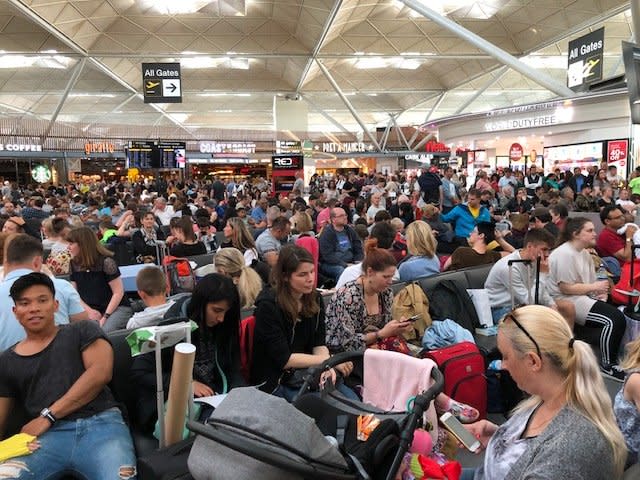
top-left (585, 301), bottom-right (626, 366)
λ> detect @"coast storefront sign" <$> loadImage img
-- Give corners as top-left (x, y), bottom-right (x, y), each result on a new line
top-left (199, 142), bottom-right (256, 154)
top-left (0, 143), bottom-right (42, 152)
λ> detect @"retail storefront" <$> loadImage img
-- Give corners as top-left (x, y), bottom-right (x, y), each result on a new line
top-left (433, 91), bottom-right (632, 177)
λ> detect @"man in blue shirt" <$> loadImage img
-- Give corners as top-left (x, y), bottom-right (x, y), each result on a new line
top-left (0, 234), bottom-right (87, 351)
top-left (441, 188), bottom-right (491, 243)
top-left (250, 197), bottom-right (268, 229)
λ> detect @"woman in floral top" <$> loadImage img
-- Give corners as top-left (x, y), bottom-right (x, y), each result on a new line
top-left (325, 239), bottom-right (411, 353)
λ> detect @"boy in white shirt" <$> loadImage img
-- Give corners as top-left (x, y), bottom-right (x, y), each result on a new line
top-left (126, 266), bottom-right (175, 329)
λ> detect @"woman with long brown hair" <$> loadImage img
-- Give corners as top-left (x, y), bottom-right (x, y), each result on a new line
top-left (67, 226), bottom-right (132, 332)
top-left (251, 244), bottom-right (356, 401)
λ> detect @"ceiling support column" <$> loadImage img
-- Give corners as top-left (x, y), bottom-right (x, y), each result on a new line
top-left (315, 60), bottom-right (381, 151)
top-left (399, 0), bottom-right (575, 98)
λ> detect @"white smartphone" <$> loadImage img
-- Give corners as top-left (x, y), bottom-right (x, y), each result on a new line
top-left (440, 412), bottom-right (481, 453)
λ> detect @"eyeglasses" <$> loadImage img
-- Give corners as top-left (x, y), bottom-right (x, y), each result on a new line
top-left (607, 214), bottom-right (624, 221)
top-left (504, 313), bottom-right (542, 359)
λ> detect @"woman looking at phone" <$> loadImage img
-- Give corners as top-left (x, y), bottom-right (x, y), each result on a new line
top-left (460, 305), bottom-right (626, 480)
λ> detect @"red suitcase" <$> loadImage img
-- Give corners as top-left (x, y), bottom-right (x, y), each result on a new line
top-left (423, 341), bottom-right (487, 419)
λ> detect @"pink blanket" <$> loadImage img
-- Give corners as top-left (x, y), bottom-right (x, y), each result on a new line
top-left (362, 349), bottom-right (439, 443)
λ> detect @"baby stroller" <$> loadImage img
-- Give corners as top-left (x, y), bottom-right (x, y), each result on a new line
top-left (187, 350), bottom-right (444, 480)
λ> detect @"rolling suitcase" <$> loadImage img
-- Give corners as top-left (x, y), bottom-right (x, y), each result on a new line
top-left (422, 341), bottom-right (487, 419)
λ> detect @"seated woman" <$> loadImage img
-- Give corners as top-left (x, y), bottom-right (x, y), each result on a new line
top-left (220, 217), bottom-right (259, 266)
top-left (42, 217), bottom-right (72, 275)
top-left (398, 220), bottom-right (440, 282)
top-left (251, 244), bottom-right (356, 402)
top-left (132, 210), bottom-right (166, 263)
top-left (169, 216), bottom-right (207, 257)
top-left (214, 247), bottom-right (263, 310)
top-left (67, 226), bottom-right (132, 332)
top-left (325, 240), bottom-right (476, 421)
top-left (461, 305), bottom-right (626, 480)
top-left (131, 273), bottom-right (245, 433)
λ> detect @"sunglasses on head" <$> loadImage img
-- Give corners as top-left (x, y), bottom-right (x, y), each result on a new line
top-left (504, 312), bottom-right (542, 359)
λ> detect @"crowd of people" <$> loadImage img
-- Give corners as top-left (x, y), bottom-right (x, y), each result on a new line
top-left (1, 160), bottom-right (640, 478)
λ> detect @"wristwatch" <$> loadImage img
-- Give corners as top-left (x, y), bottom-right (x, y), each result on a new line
top-left (40, 407), bottom-right (57, 424)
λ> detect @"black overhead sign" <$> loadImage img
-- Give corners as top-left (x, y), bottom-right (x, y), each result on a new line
top-left (142, 62), bottom-right (182, 103)
top-left (567, 27), bottom-right (604, 92)
top-left (271, 154), bottom-right (303, 170)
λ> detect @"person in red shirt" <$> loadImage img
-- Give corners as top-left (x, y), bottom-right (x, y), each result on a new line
top-left (595, 205), bottom-right (637, 263)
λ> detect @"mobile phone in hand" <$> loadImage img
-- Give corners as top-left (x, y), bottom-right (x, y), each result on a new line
top-left (407, 314), bottom-right (422, 323)
top-left (440, 412), bottom-right (481, 453)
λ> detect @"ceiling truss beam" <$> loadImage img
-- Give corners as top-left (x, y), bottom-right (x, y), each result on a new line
top-left (399, 0), bottom-right (575, 98)
top-left (7, 0), bottom-right (197, 140)
top-left (454, 66), bottom-right (508, 115)
top-left (296, 0), bottom-right (343, 93)
top-left (315, 60), bottom-right (381, 151)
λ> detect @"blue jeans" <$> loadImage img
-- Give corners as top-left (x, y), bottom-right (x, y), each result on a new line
top-left (0, 408), bottom-right (137, 480)
top-left (491, 305), bottom-right (512, 324)
top-left (319, 263), bottom-right (345, 281)
top-left (274, 381), bottom-right (359, 403)
top-left (460, 467), bottom-right (477, 480)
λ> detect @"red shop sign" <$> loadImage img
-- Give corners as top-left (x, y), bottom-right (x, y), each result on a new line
top-left (509, 143), bottom-right (523, 161)
top-left (607, 140), bottom-right (628, 164)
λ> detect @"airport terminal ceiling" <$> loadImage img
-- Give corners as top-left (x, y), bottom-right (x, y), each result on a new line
top-left (0, 0), bottom-right (636, 144)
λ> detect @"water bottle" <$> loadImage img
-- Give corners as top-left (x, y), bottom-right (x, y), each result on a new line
top-left (596, 263), bottom-right (608, 281)
top-left (488, 360), bottom-right (502, 371)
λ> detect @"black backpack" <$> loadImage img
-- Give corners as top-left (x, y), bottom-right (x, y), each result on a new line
top-left (425, 279), bottom-right (480, 333)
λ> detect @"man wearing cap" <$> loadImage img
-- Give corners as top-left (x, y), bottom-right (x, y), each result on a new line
top-left (441, 167), bottom-right (460, 214)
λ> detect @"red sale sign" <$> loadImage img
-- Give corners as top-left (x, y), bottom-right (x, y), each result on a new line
top-left (607, 139), bottom-right (628, 171)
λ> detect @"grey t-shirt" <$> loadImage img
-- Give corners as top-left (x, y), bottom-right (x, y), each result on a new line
top-left (548, 241), bottom-right (597, 323)
top-left (0, 321), bottom-right (118, 422)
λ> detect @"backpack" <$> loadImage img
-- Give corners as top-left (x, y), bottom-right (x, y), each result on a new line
top-left (392, 283), bottom-right (431, 342)
top-left (425, 279), bottom-right (480, 334)
top-left (163, 256), bottom-right (196, 296)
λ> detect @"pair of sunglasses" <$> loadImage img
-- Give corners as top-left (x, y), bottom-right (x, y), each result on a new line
top-left (503, 312), bottom-right (542, 360)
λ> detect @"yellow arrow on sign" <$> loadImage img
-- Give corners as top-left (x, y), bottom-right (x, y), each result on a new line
top-left (146, 81), bottom-right (160, 89)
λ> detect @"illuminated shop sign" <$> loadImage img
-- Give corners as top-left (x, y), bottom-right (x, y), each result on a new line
top-left (483, 107), bottom-right (574, 132)
top-left (199, 142), bottom-right (256, 154)
top-left (322, 142), bottom-right (374, 153)
top-left (0, 143), bottom-right (42, 152)
top-left (84, 142), bottom-right (116, 155)
top-left (276, 140), bottom-right (302, 153)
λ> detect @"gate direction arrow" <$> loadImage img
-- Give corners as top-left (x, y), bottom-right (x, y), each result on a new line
top-left (167, 83), bottom-right (177, 93)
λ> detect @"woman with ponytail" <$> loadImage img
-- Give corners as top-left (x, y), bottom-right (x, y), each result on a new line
top-left (461, 305), bottom-right (627, 480)
top-left (214, 247), bottom-right (263, 310)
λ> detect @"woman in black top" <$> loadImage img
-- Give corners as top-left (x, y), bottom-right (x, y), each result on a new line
top-left (251, 245), bottom-right (356, 401)
top-left (131, 211), bottom-right (166, 263)
top-left (169, 216), bottom-right (207, 257)
top-left (131, 274), bottom-right (245, 432)
top-left (67, 226), bottom-right (132, 332)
